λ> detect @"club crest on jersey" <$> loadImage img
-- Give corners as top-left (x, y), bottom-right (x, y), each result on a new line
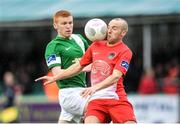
top-left (47, 54), bottom-right (56, 64)
top-left (120, 60), bottom-right (129, 70)
top-left (108, 52), bottom-right (116, 59)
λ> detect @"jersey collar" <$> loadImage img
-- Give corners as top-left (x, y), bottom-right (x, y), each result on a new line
top-left (57, 34), bottom-right (72, 40)
top-left (106, 41), bottom-right (123, 47)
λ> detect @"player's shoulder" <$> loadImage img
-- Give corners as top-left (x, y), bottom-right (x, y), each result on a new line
top-left (121, 42), bottom-right (133, 55)
top-left (121, 42), bottom-right (131, 50)
top-left (46, 37), bottom-right (61, 50)
top-left (46, 39), bottom-right (56, 48)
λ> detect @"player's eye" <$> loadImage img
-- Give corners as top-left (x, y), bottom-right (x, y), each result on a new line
top-left (112, 27), bottom-right (118, 30)
top-left (107, 26), bottom-right (112, 30)
top-left (61, 22), bottom-right (67, 25)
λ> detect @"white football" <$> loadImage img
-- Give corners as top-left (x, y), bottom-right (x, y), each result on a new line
top-left (84, 18), bottom-right (107, 42)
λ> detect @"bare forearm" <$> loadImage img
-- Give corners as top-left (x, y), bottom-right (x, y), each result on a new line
top-left (82, 63), bottom-right (92, 72)
top-left (94, 75), bottom-right (118, 91)
top-left (94, 70), bottom-right (123, 91)
top-left (80, 70), bottom-right (123, 98)
top-left (53, 62), bottom-right (83, 81)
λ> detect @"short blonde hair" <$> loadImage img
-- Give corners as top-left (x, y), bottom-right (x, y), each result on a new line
top-left (113, 18), bottom-right (128, 32)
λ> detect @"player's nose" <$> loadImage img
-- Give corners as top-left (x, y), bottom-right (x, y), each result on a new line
top-left (108, 28), bottom-right (112, 34)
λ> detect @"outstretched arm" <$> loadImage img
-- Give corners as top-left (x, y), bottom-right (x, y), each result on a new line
top-left (35, 62), bottom-right (84, 85)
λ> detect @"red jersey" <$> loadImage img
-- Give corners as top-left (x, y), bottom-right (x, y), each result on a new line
top-left (80, 41), bottom-right (132, 100)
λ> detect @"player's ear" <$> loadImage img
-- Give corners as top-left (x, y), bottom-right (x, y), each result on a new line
top-left (121, 30), bottom-right (127, 37)
top-left (53, 23), bottom-right (58, 29)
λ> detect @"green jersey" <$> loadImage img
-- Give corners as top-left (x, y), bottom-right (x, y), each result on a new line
top-left (45, 34), bottom-right (89, 89)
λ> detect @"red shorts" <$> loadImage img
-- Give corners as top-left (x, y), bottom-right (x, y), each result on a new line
top-left (85, 99), bottom-right (136, 123)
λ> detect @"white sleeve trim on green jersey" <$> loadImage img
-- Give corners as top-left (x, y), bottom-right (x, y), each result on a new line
top-left (47, 56), bottom-right (61, 67)
top-left (71, 34), bottom-right (85, 54)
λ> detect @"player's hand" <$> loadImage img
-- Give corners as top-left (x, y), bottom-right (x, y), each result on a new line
top-left (80, 86), bottom-right (96, 98)
top-left (35, 76), bottom-right (55, 85)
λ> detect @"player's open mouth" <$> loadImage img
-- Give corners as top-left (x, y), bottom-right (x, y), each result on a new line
top-left (66, 30), bottom-right (71, 33)
top-left (107, 35), bottom-right (111, 38)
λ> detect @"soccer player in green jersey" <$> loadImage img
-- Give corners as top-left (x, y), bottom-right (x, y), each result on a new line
top-left (43, 10), bottom-right (89, 123)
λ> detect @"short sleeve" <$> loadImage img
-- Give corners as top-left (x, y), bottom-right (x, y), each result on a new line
top-left (114, 50), bottom-right (132, 75)
top-left (45, 42), bottom-right (61, 69)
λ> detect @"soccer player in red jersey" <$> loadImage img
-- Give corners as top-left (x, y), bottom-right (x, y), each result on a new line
top-left (80, 18), bottom-right (136, 123)
top-left (36, 18), bottom-right (136, 123)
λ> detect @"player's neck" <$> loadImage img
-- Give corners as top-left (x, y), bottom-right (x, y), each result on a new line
top-left (58, 34), bottom-right (71, 39)
top-left (107, 40), bottom-right (122, 46)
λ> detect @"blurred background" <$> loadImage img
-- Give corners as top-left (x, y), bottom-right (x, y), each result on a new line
top-left (0, 0), bottom-right (179, 123)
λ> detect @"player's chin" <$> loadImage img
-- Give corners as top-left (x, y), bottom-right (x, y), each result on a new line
top-left (107, 38), bottom-right (116, 44)
top-left (107, 36), bottom-right (112, 41)
top-left (65, 33), bottom-right (72, 37)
